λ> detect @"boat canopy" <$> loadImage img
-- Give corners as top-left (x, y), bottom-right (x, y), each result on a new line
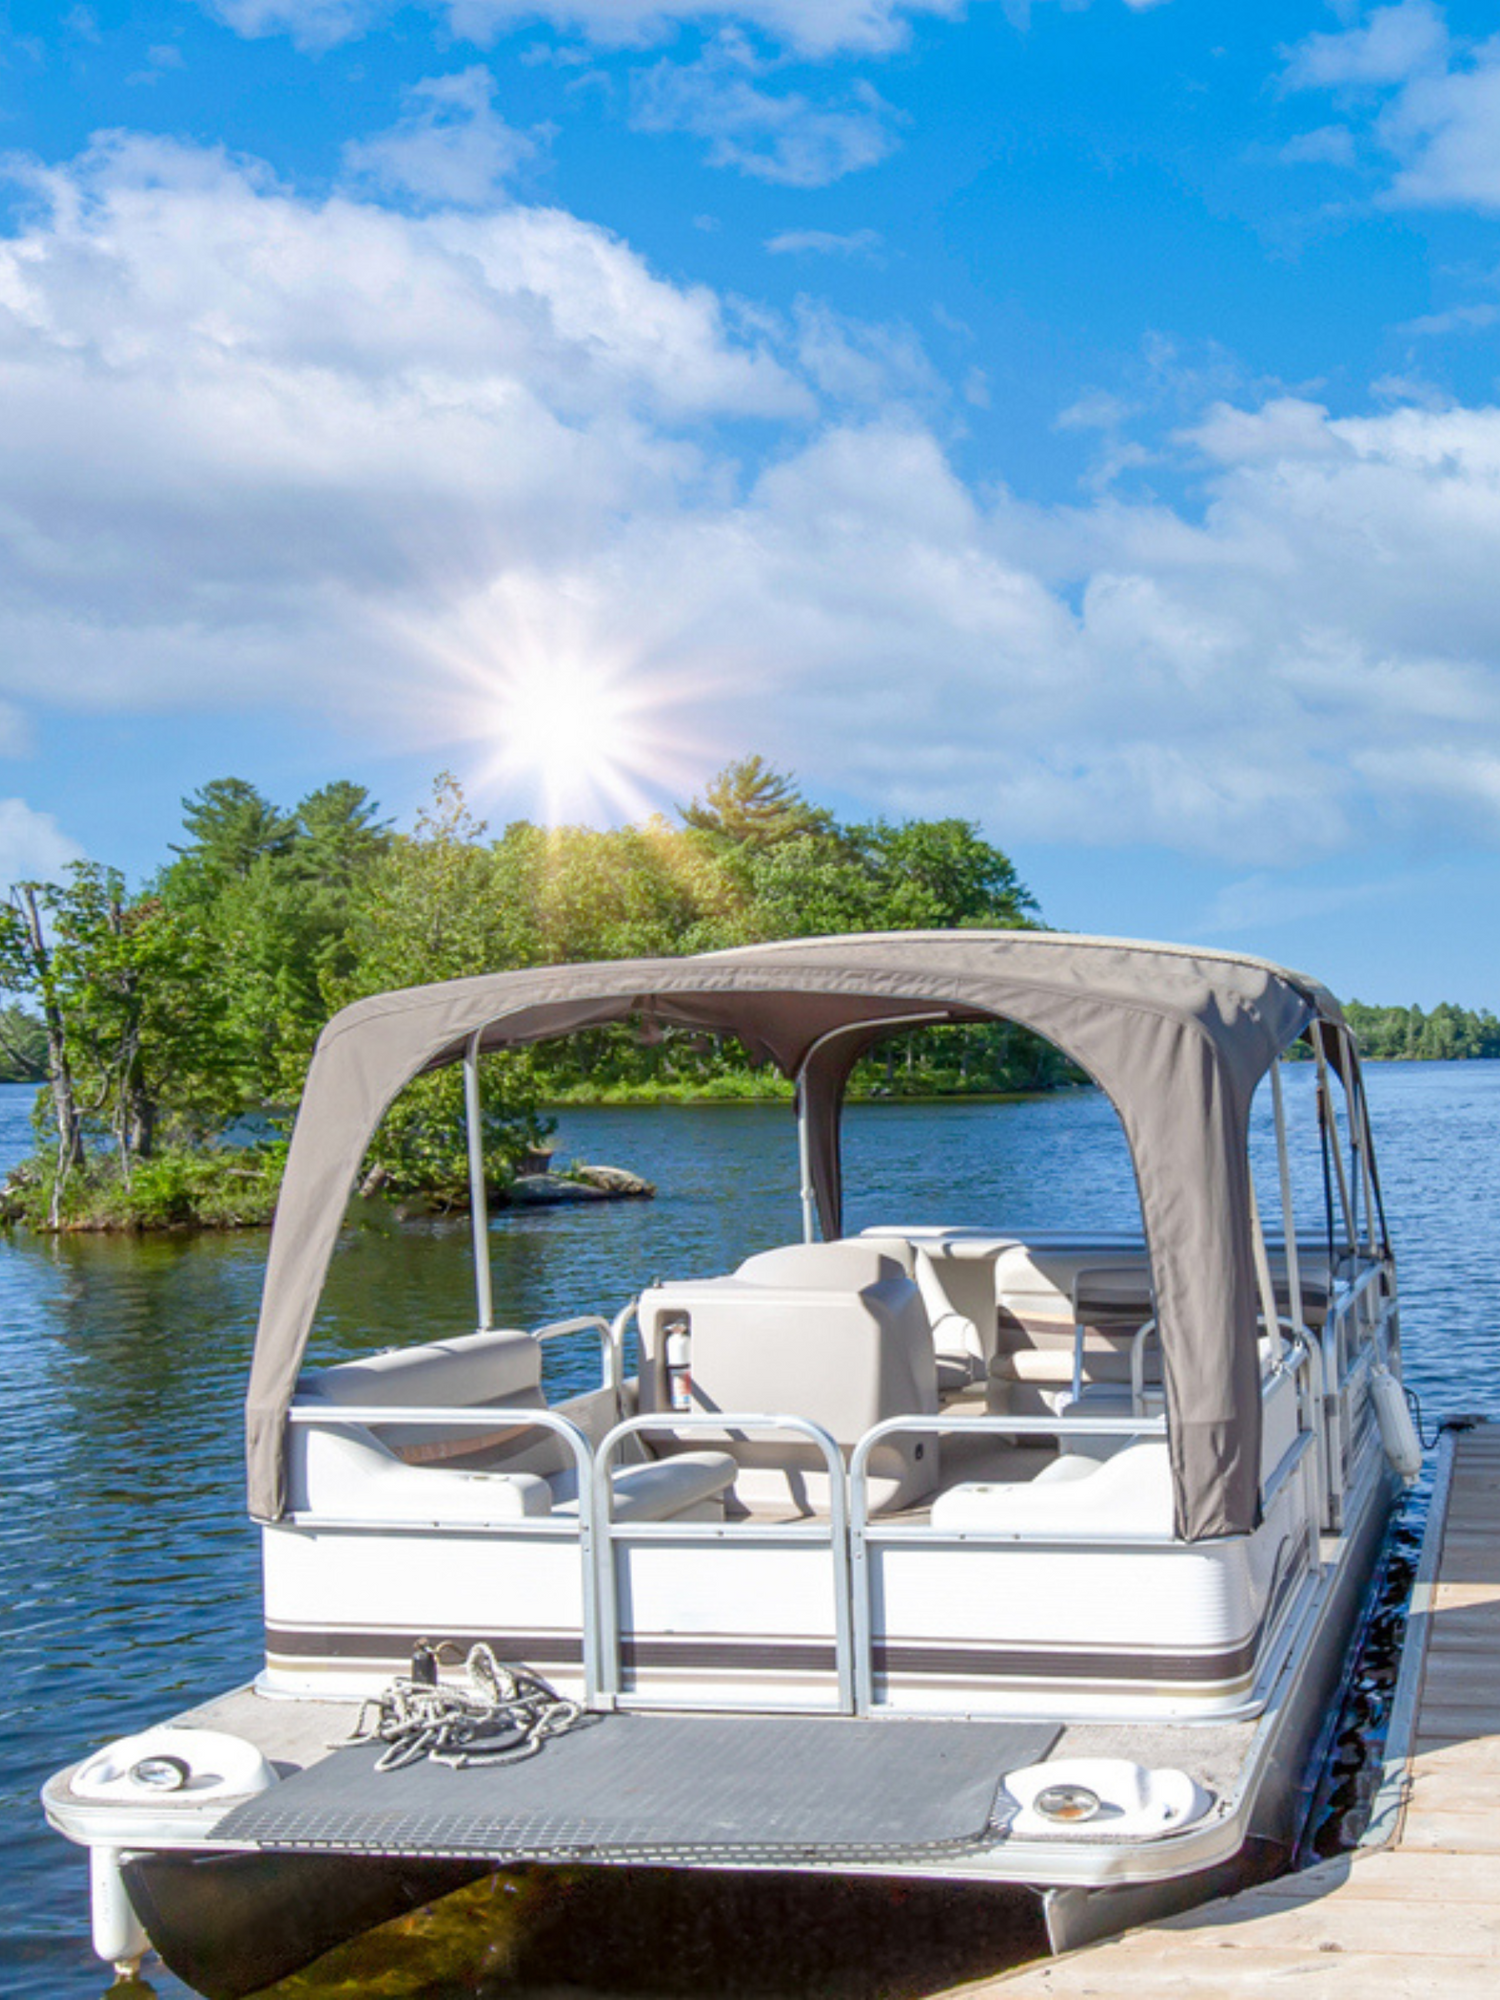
top-left (245, 931), bottom-right (1349, 1540)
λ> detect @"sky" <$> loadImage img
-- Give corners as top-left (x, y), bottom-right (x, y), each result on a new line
top-left (3, 1), bottom-right (1500, 1005)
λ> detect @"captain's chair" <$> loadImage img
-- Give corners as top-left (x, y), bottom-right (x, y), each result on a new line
top-left (638, 1242), bottom-right (941, 1513)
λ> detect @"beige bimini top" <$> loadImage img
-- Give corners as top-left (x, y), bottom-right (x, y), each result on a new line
top-left (245, 930), bottom-right (1352, 1541)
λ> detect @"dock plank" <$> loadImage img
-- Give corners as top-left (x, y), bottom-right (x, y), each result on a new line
top-left (953, 1422), bottom-right (1500, 1998)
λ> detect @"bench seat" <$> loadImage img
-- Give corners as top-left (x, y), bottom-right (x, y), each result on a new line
top-left (929, 1441), bottom-right (1174, 1538)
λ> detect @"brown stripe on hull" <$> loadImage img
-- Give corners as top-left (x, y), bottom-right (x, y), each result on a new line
top-left (266, 1625), bottom-right (1262, 1687)
top-left (265, 1626), bottom-right (585, 1665)
top-left (874, 1637), bottom-right (1258, 1684)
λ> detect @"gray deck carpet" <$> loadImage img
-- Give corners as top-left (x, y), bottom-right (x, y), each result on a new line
top-left (213, 1713), bottom-right (1059, 1863)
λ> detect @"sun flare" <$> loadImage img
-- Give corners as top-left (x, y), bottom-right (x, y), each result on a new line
top-left (497, 655), bottom-right (639, 822)
top-left (375, 570), bottom-right (716, 825)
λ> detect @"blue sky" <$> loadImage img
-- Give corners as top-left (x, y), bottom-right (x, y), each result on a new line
top-left (4, 1), bottom-right (1500, 1004)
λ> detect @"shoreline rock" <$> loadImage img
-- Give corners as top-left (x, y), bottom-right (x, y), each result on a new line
top-left (508, 1164), bottom-right (656, 1207)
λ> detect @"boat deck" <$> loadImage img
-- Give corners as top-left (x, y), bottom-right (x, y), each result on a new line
top-left (956, 1418), bottom-right (1500, 1995)
top-left (154, 1684), bottom-right (1257, 1829)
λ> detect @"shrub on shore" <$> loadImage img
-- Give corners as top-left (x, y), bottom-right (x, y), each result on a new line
top-left (0, 1144), bottom-right (288, 1233)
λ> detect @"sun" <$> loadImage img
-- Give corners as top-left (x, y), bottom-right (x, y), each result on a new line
top-left (372, 569), bottom-right (715, 825)
top-left (495, 654), bottom-right (644, 822)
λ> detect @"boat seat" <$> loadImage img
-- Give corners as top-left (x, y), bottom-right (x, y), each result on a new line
top-left (550, 1454), bottom-right (736, 1523)
top-left (857, 1233), bottom-right (992, 1384)
top-left (289, 1422), bottom-right (737, 1525)
top-left (292, 1326), bottom-right (738, 1524)
top-left (639, 1240), bottom-right (941, 1512)
top-left (929, 1440), bottom-right (1174, 1538)
top-left (298, 1326), bottom-right (556, 1461)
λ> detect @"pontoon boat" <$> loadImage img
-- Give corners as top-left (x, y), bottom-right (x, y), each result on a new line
top-left (43, 932), bottom-right (1420, 1994)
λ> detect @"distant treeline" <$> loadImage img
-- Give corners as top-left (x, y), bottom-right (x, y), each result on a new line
top-left (5, 763), bottom-right (1492, 1232)
top-left (1342, 1000), bottom-right (1500, 1062)
top-left (0, 758), bottom-right (1051, 1229)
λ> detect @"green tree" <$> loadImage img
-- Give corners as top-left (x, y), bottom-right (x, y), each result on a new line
top-left (0, 882), bottom-right (86, 1217)
top-left (681, 756), bottom-right (835, 849)
top-left (45, 864), bottom-right (228, 1166)
top-left (337, 775), bottom-right (551, 1189)
top-left (0, 1002), bottom-right (46, 1082)
top-left (160, 777), bottom-right (394, 1111)
top-left (170, 778), bottom-right (296, 890)
top-left (854, 818), bottom-right (1038, 929)
top-left (292, 780), bottom-right (393, 887)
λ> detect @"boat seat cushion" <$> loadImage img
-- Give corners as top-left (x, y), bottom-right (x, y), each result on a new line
top-left (929, 1441), bottom-right (1174, 1537)
top-left (291, 1424), bottom-right (555, 1522)
top-left (550, 1451), bottom-right (738, 1523)
top-left (298, 1328), bottom-right (549, 1462)
top-left (300, 1326), bottom-right (544, 1406)
top-left (291, 1427), bottom-right (736, 1526)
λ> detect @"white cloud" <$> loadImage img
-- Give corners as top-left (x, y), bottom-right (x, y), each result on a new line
top-left (1381, 40), bottom-right (1500, 208)
top-left (1283, 4), bottom-right (1500, 213)
top-left (202, 0), bottom-right (963, 57)
top-left (1397, 301), bottom-right (1499, 338)
top-left (629, 35), bottom-right (899, 185)
top-left (344, 67), bottom-right (535, 205)
top-left (424, 0), bottom-right (956, 59)
top-left (765, 226), bottom-right (883, 258)
top-left (1282, 2), bottom-right (1447, 91)
top-left (1200, 870), bottom-right (1400, 934)
top-left (199, 0), bottom-right (1179, 57)
top-left (205, 0), bottom-right (382, 49)
top-left (7, 135), bottom-right (1500, 865)
top-left (790, 298), bottom-right (937, 403)
top-left (0, 800), bottom-right (85, 890)
top-left (1279, 124), bottom-right (1357, 167)
top-left (0, 133), bottom-right (805, 715)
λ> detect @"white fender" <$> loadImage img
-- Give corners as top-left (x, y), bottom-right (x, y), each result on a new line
top-left (1371, 1365), bottom-right (1423, 1482)
top-left (90, 1846), bottom-right (148, 1972)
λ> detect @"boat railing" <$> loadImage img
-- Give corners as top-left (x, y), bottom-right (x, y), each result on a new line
top-left (593, 1410), bottom-right (854, 1710)
top-left (282, 1398), bottom-right (606, 1688)
top-left (531, 1313), bottom-right (622, 1394)
top-left (1320, 1259), bottom-right (1397, 1524)
top-left (283, 1364), bottom-right (1329, 1714)
top-left (847, 1410), bottom-right (1170, 1712)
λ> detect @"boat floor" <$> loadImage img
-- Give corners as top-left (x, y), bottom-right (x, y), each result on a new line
top-left (70, 1683), bottom-right (1258, 1864)
top-left (206, 1711), bottom-right (1063, 1864)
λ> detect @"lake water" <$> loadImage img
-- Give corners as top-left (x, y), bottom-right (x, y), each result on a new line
top-left (3, 1064), bottom-right (1497, 1999)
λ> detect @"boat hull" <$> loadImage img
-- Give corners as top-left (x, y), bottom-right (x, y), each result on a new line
top-left (1043, 1450), bottom-right (1401, 1952)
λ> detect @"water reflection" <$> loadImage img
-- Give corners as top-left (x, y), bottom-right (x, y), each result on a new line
top-left (4, 1066), bottom-right (1499, 2000)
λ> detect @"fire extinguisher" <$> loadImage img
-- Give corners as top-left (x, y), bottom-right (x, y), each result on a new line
top-left (664, 1314), bottom-right (692, 1411)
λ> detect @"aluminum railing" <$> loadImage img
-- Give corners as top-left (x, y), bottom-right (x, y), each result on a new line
top-left (283, 1348), bottom-right (1330, 1714)
top-left (593, 1410), bottom-right (853, 1710)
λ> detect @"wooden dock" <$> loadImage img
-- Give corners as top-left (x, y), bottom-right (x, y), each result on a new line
top-left (952, 1420), bottom-right (1500, 1997)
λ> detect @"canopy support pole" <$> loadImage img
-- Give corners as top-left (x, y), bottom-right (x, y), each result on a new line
top-left (794, 1010), bottom-right (952, 1245)
top-left (1270, 1058), bottom-right (1305, 1334)
top-left (795, 1082), bottom-right (817, 1244)
top-left (1247, 1173), bottom-right (1283, 1363)
top-left (1314, 1039), bottom-right (1357, 1252)
top-left (464, 1031), bottom-right (493, 1331)
top-left (1342, 1031), bottom-right (1379, 1257)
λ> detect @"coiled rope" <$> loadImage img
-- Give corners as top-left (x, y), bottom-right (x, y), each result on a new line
top-left (344, 1642), bottom-right (585, 1772)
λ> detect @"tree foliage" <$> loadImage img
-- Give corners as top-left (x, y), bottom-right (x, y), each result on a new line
top-left (1344, 1000), bottom-right (1500, 1061)
top-left (0, 756), bottom-right (1050, 1224)
top-left (6, 751), bottom-right (1497, 1232)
